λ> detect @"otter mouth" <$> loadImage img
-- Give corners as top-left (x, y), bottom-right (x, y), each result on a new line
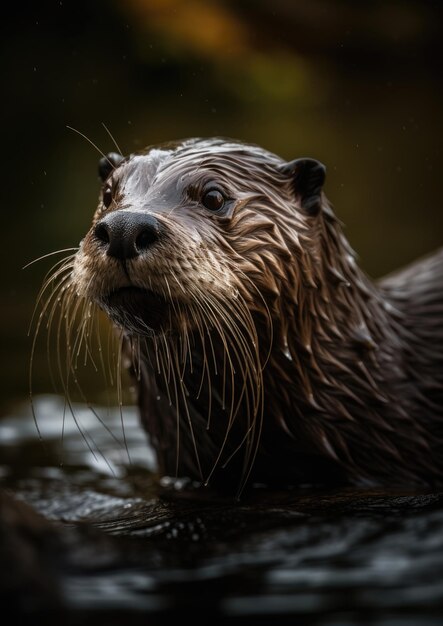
top-left (101, 286), bottom-right (170, 335)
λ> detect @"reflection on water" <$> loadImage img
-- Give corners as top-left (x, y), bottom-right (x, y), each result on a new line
top-left (2, 396), bottom-right (443, 623)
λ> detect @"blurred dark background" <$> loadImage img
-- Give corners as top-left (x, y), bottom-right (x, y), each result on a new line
top-left (1, 0), bottom-right (442, 414)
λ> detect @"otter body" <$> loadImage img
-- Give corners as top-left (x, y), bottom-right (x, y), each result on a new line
top-left (69, 138), bottom-right (443, 494)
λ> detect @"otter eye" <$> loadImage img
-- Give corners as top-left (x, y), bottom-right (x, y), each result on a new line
top-left (103, 186), bottom-right (113, 208)
top-left (202, 189), bottom-right (225, 212)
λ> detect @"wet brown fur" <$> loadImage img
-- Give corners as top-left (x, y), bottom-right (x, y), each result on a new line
top-left (41, 138), bottom-right (443, 495)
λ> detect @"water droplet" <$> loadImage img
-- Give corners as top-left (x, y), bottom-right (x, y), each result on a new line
top-left (283, 346), bottom-right (292, 361)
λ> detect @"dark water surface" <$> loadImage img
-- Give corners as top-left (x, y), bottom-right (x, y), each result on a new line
top-left (2, 396), bottom-right (443, 624)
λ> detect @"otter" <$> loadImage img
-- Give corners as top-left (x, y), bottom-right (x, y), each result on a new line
top-left (51, 138), bottom-right (443, 495)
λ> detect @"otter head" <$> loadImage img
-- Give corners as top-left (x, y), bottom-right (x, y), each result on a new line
top-left (72, 138), bottom-right (327, 340)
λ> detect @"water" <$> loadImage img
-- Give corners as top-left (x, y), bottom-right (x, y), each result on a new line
top-left (2, 396), bottom-right (443, 624)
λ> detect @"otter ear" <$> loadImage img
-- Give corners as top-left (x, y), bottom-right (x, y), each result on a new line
top-left (280, 158), bottom-right (326, 216)
top-left (98, 152), bottom-right (124, 182)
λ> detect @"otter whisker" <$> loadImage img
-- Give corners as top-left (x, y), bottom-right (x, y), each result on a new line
top-left (194, 289), bottom-right (262, 487)
top-left (187, 302), bottom-right (210, 402)
top-left (44, 280), bottom-right (76, 391)
top-left (47, 280), bottom-right (122, 472)
top-left (23, 247), bottom-right (79, 270)
top-left (181, 308), bottom-right (194, 375)
top-left (200, 292), bottom-right (258, 395)
top-left (153, 335), bottom-right (162, 377)
top-left (66, 125), bottom-right (112, 163)
top-left (66, 399), bottom-right (117, 475)
top-left (128, 335), bottom-right (142, 383)
top-left (49, 292), bottom-right (116, 471)
top-left (156, 335), bottom-right (180, 474)
top-left (142, 336), bottom-right (155, 373)
top-left (168, 333), bottom-right (203, 481)
top-left (91, 307), bottom-right (111, 386)
top-left (212, 296), bottom-right (264, 484)
top-left (29, 256), bottom-right (75, 335)
top-left (193, 303), bottom-right (214, 429)
top-left (62, 289), bottom-right (87, 373)
top-left (101, 122), bottom-right (123, 156)
top-left (178, 304), bottom-right (190, 377)
top-left (107, 320), bottom-right (118, 385)
top-left (61, 310), bottom-right (127, 452)
top-left (72, 302), bottom-right (97, 371)
top-left (29, 264), bottom-right (75, 430)
top-left (116, 330), bottom-right (131, 464)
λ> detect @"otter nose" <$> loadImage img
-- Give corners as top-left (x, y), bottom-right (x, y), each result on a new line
top-left (94, 211), bottom-right (161, 260)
